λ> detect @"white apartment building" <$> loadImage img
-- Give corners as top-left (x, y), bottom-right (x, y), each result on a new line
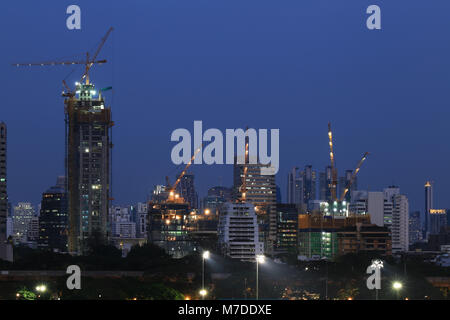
top-left (218, 202), bottom-right (264, 261)
top-left (350, 187), bottom-right (409, 253)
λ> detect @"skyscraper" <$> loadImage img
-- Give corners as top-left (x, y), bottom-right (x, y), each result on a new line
top-left (287, 167), bottom-right (303, 205)
top-left (0, 122), bottom-right (12, 261)
top-left (409, 211), bottom-right (422, 245)
top-left (66, 82), bottom-right (113, 254)
top-left (319, 166), bottom-right (332, 201)
top-left (383, 187), bottom-right (409, 253)
top-left (233, 162), bottom-right (277, 253)
top-left (424, 181), bottom-right (433, 238)
top-left (176, 172), bottom-right (198, 209)
top-left (13, 202), bottom-right (35, 243)
top-left (38, 177), bottom-right (68, 252)
top-left (303, 165), bottom-right (316, 204)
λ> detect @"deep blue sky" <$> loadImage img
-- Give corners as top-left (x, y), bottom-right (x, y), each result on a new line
top-left (1, 1), bottom-right (450, 213)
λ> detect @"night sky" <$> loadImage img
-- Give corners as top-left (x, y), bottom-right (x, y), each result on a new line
top-left (1, 0), bottom-right (450, 214)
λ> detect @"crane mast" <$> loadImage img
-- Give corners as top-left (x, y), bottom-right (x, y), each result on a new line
top-left (167, 144), bottom-right (203, 202)
top-left (339, 152), bottom-right (369, 201)
top-left (328, 122), bottom-right (338, 201)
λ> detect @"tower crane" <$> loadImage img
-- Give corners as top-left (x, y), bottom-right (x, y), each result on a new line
top-left (339, 152), bottom-right (369, 201)
top-left (327, 122), bottom-right (338, 201)
top-left (166, 144), bottom-right (203, 202)
top-left (13, 27), bottom-right (114, 96)
top-left (327, 122), bottom-right (369, 203)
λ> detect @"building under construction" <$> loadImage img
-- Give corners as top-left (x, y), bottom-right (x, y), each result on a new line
top-left (66, 82), bottom-right (113, 254)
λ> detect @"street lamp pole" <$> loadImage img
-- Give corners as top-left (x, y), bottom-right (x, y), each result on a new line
top-left (256, 255), bottom-right (265, 300)
top-left (201, 251), bottom-right (210, 300)
top-left (256, 259), bottom-right (259, 300)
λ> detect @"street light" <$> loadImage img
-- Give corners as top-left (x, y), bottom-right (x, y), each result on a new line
top-left (392, 281), bottom-right (402, 300)
top-left (35, 285), bottom-right (47, 293)
top-left (199, 289), bottom-right (207, 298)
top-left (256, 255), bottom-right (265, 300)
top-left (201, 251), bottom-right (210, 300)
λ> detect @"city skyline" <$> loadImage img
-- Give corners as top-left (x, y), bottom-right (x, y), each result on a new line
top-left (1, 1), bottom-right (450, 212)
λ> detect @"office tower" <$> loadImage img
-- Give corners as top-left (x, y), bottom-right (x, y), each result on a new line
top-left (233, 162), bottom-right (277, 253)
top-left (303, 165), bottom-right (316, 204)
top-left (0, 122), bottom-right (12, 261)
top-left (110, 206), bottom-right (136, 239)
top-left (287, 167), bottom-right (303, 205)
top-left (409, 211), bottom-right (422, 245)
top-left (424, 181), bottom-right (433, 238)
top-left (218, 202), bottom-right (264, 261)
top-left (319, 166), bottom-right (332, 201)
top-left (135, 202), bottom-right (148, 239)
top-left (176, 172), bottom-right (198, 209)
top-left (38, 177), bottom-right (68, 252)
top-left (27, 217), bottom-right (40, 243)
top-left (13, 203), bottom-right (35, 243)
top-left (429, 209), bottom-right (447, 235)
top-left (65, 82), bottom-right (112, 254)
top-left (147, 201), bottom-right (195, 258)
top-left (274, 204), bottom-right (298, 254)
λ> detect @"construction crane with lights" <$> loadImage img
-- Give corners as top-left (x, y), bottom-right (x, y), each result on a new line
top-left (13, 27), bottom-right (114, 97)
top-left (327, 122), bottom-right (369, 208)
top-left (166, 144), bottom-right (203, 203)
top-left (327, 122), bottom-right (338, 201)
top-left (339, 152), bottom-right (369, 201)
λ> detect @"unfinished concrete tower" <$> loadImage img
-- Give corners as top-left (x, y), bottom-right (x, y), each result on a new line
top-left (65, 83), bottom-right (113, 254)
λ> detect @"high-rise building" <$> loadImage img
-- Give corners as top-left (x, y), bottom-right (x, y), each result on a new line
top-left (218, 202), bottom-right (264, 261)
top-left (425, 181), bottom-right (433, 238)
top-left (429, 209), bottom-right (447, 235)
top-left (38, 177), bottom-right (68, 252)
top-left (350, 187), bottom-right (409, 253)
top-left (27, 216), bottom-right (40, 243)
top-left (319, 166), bottom-right (332, 201)
top-left (66, 81), bottom-right (113, 254)
top-left (233, 162), bottom-right (277, 253)
top-left (110, 206), bottom-right (136, 239)
top-left (287, 167), bottom-right (303, 205)
top-left (409, 211), bottom-right (422, 246)
top-left (13, 202), bottom-right (35, 243)
top-left (350, 190), bottom-right (392, 226)
top-left (303, 165), bottom-right (316, 204)
top-left (0, 122), bottom-right (12, 261)
top-left (176, 172), bottom-right (198, 209)
top-left (147, 201), bottom-right (196, 258)
top-left (274, 204), bottom-right (298, 254)
top-left (389, 191), bottom-right (409, 253)
top-left (135, 202), bottom-right (148, 239)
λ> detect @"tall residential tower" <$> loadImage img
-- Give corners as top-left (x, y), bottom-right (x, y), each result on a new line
top-left (0, 122), bottom-right (12, 261)
top-left (66, 82), bottom-right (113, 254)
